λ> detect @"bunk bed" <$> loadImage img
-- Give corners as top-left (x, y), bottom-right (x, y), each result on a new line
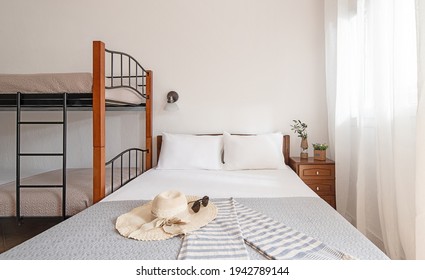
top-left (0, 41), bottom-right (153, 219)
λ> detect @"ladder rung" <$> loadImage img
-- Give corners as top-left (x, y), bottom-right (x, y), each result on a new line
top-left (19, 185), bottom-right (64, 189)
top-left (106, 75), bottom-right (146, 79)
top-left (19, 153), bottom-right (63, 157)
top-left (19, 121), bottom-right (64, 125)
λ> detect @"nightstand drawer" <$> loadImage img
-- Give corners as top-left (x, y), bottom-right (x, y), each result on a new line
top-left (289, 157), bottom-right (336, 209)
top-left (299, 165), bottom-right (334, 180)
top-left (303, 179), bottom-right (335, 195)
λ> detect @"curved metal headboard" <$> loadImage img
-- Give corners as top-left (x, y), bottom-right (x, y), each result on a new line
top-left (105, 148), bottom-right (148, 193)
top-left (105, 48), bottom-right (147, 99)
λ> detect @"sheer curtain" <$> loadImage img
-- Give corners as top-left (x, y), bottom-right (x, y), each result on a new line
top-left (416, 0), bottom-right (425, 260)
top-left (324, 0), bottom-right (418, 259)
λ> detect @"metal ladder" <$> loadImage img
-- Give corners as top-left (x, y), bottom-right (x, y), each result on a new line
top-left (16, 92), bottom-right (67, 220)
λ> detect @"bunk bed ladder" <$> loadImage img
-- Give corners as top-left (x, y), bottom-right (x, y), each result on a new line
top-left (16, 92), bottom-right (67, 220)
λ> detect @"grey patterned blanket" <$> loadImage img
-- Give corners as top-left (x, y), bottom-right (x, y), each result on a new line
top-left (0, 197), bottom-right (389, 260)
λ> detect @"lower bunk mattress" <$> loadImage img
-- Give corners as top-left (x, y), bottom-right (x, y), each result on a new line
top-left (0, 167), bottom-right (139, 217)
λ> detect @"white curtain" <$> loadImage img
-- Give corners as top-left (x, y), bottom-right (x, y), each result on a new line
top-left (325, 0), bottom-right (418, 259)
top-left (416, 0), bottom-right (425, 260)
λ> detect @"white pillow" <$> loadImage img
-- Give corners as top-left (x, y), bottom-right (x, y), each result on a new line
top-left (156, 133), bottom-right (223, 170)
top-left (223, 132), bottom-right (286, 170)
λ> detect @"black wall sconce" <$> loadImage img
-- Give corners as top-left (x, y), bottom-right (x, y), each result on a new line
top-left (165, 91), bottom-right (179, 111)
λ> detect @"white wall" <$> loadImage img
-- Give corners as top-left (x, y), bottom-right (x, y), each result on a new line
top-left (0, 0), bottom-right (328, 179)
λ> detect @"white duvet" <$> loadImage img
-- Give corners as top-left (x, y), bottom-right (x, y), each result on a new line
top-left (102, 167), bottom-right (317, 202)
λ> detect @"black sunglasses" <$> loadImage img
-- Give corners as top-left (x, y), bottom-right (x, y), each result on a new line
top-left (188, 196), bottom-right (209, 213)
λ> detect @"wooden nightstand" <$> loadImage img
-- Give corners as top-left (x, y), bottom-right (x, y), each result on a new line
top-left (289, 157), bottom-right (336, 209)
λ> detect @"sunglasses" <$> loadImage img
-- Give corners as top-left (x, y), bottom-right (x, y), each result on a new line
top-left (188, 196), bottom-right (209, 213)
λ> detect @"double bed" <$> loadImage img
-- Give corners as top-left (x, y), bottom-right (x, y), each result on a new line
top-left (0, 133), bottom-right (389, 260)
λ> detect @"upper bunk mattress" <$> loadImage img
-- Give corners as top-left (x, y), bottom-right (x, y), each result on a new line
top-left (0, 73), bottom-right (92, 94)
top-left (0, 73), bottom-right (145, 105)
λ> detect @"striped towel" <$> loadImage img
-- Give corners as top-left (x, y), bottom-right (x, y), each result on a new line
top-left (179, 198), bottom-right (354, 260)
top-left (178, 199), bottom-right (249, 260)
top-left (234, 200), bottom-right (353, 260)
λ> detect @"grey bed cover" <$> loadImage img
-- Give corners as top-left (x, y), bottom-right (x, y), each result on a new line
top-left (0, 197), bottom-right (389, 260)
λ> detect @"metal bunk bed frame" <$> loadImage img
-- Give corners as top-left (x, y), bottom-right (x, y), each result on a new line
top-left (1, 41), bottom-right (153, 220)
top-left (92, 41), bottom-right (153, 204)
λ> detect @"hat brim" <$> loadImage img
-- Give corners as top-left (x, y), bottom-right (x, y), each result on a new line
top-left (116, 195), bottom-right (217, 241)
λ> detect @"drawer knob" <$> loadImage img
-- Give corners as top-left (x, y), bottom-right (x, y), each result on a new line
top-left (316, 187), bottom-right (320, 191)
top-left (316, 171), bottom-right (319, 175)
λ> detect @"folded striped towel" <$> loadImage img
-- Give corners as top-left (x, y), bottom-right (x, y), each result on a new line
top-left (179, 198), bottom-right (354, 260)
top-left (178, 199), bottom-right (249, 260)
top-left (234, 200), bottom-right (353, 260)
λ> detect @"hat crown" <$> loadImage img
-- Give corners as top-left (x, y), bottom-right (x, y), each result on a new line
top-left (151, 190), bottom-right (188, 218)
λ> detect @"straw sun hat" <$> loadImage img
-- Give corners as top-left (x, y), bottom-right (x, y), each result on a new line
top-left (116, 190), bottom-right (217, 241)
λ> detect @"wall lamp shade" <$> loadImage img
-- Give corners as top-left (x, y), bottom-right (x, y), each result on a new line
top-left (165, 91), bottom-right (179, 111)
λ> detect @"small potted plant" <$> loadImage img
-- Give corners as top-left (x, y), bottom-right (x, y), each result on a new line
top-left (290, 120), bottom-right (308, 158)
top-left (312, 143), bottom-right (328, 161)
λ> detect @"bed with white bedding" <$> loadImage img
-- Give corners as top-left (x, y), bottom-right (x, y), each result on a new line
top-left (0, 168), bottom-right (388, 260)
top-left (0, 133), bottom-right (389, 260)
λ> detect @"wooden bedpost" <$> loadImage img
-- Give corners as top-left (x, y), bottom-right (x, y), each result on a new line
top-left (283, 135), bottom-right (290, 165)
top-left (145, 70), bottom-right (153, 170)
top-left (92, 41), bottom-right (106, 203)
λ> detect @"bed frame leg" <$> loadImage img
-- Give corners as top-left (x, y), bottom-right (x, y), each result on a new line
top-left (93, 41), bottom-right (106, 203)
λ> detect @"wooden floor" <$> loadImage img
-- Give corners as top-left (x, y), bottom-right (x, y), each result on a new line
top-left (0, 218), bottom-right (62, 254)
